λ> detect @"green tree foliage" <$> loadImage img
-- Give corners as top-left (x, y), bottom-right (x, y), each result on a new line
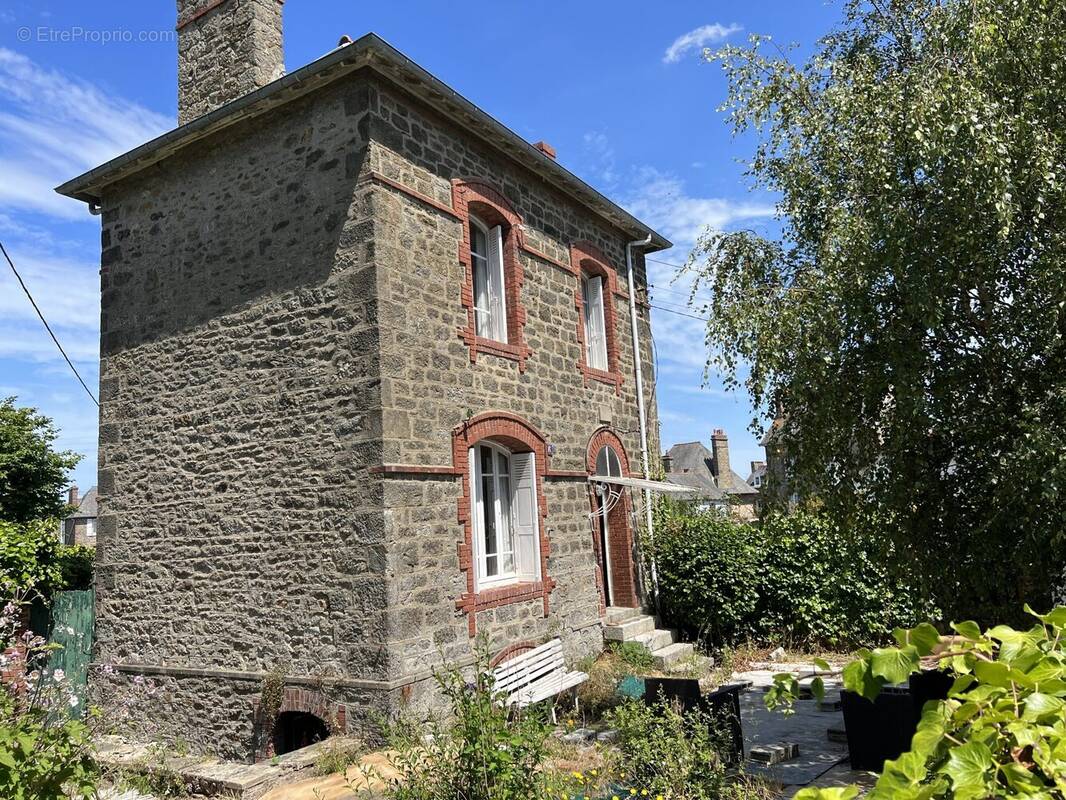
top-left (0, 519), bottom-right (62, 598)
top-left (0, 398), bottom-right (80, 523)
top-left (654, 501), bottom-right (931, 648)
top-left (692, 0), bottom-right (1066, 624)
top-left (771, 606), bottom-right (1066, 799)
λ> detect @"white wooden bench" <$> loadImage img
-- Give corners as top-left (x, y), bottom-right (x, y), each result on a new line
top-left (491, 638), bottom-right (588, 720)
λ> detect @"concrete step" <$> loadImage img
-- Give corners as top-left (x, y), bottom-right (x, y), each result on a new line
top-left (651, 642), bottom-right (694, 669)
top-left (605, 606), bottom-right (644, 625)
top-left (634, 628), bottom-right (676, 652)
top-left (664, 653), bottom-right (715, 675)
top-left (603, 615), bottom-right (655, 642)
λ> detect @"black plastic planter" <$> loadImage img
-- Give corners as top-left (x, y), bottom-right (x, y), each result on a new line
top-left (841, 686), bottom-right (914, 771)
top-left (841, 671), bottom-right (954, 771)
top-left (643, 677), bottom-right (744, 765)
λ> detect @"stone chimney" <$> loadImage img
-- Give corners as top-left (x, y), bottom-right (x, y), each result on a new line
top-left (751, 460), bottom-right (765, 474)
top-left (176, 0), bottom-right (286, 125)
top-left (68, 486), bottom-right (79, 507)
top-left (662, 453), bottom-right (673, 474)
top-left (710, 429), bottom-right (732, 490)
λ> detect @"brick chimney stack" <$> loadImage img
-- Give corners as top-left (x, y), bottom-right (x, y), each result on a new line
top-left (710, 429), bottom-right (732, 490)
top-left (68, 486), bottom-right (79, 507)
top-left (175, 0), bottom-right (286, 125)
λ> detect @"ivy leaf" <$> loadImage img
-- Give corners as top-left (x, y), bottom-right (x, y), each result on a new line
top-left (843, 655), bottom-right (883, 701)
top-left (951, 620), bottom-right (983, 641)
top-left (943, 741), bottom-right (994, 794)
top-left (973, 660), bottom-right (1011, 689)
top-left (894, 623), bottom-right (941, 656)
top-left (870, 646), bottom-right (920, 685)
top-left (1022, 692), bottom-right (1065, 721)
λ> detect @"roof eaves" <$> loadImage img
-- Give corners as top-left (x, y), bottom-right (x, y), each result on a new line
top-left (55, 33), bottom-right (671, 252)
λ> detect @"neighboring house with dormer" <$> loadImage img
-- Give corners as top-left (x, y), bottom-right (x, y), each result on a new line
top-left (664, 430), bottom-right (759, 520)
top-left (56, 2), bottom-right (683, 761)
top-left (61, 486), bottom-right (97, 548)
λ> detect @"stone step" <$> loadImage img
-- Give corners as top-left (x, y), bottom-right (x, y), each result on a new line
top-left (605, 606), bottom-right (644, 625)
top-left (664, 653), bottom-right (715, 675)
top-left (603, 615), bottom-right (655, 642)
top-left (634, 628), bottom-right (675, 652)
top-left (650, 641), bottom-right (694, 669)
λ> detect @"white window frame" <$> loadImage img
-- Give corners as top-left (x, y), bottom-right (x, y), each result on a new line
top-left (469, 441), bottom-right (540, 591)
top-left (469, 216), bottom-right (508, 344)
top-left (85, 518), bottom-right (97, 538)
top-left (582, 274), bottom-right (609, 371)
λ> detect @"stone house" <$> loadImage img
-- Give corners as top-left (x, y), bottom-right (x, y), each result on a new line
top-left (61, 486), bottom-right (98, 548)
top-left (664, 430), bottom-right (759, 520)
top-left (57, 1), bottom-right (673, 760)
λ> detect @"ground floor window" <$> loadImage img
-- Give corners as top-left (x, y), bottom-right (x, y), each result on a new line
top-left (469, 441), bottom-right (540, 590)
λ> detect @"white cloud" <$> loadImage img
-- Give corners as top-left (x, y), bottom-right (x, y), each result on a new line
top-left (663, 23), bottom-right (742, 64)
top-left (0, 47), bottom-right (170, 221)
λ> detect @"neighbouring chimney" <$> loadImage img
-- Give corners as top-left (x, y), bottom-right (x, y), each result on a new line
top-left (751, 460), bottom-right (765, 474)
top-left (710, 429), bottom-right (732, 490)
top-left (68, 486), bottom-right (79, 507)
top-left (662, 453), bottom-right (673, 474)
top-left (533, 141), bottom-right (557, 159)
top-left (176, 0), bottom-right (286, 125)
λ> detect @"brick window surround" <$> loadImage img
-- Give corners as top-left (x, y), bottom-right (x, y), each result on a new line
top-left (571, 242), bottom-right (623, 394)
top-left (251, 686), bottom-right (348, 761)
top-left (452, 179), bottom-right (532, 371)
top-left (587, 428), bottom-right (639, 610)
top-left (453, 412), bottom-right (555, 636)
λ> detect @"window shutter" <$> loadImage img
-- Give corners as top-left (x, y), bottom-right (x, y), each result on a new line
top-left (510, 452), bottom-right (539, 581)
top-left (585, 276), bottom-right (608, 370)
top-left (488, 225), bottom-right (508, 343)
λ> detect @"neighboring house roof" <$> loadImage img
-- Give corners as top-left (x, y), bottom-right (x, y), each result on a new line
top-left (55, 34), bottom-right (671, 253)
top-left (747, 464), bottom-right (767, 485)
top-left (65, 487), bottom-right (98, 520)
top-left (665, 441), bottom-right (758, 499)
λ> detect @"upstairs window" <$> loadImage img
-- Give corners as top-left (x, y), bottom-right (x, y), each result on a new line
top-left (469, 441), bottom-right (540, 589)
top-left (470, 216), bottom-right (508, 344)
top-left (582, 274), bottom-right (608, 371)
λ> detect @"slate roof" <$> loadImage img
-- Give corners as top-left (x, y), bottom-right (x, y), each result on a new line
top-left (747, 463), bottom-right (767, 485)
top-left (65, 487), bottom-right (98, 520)
top-left (665, 441), bottom-right (758, 499)
top-left (55, 34), bottom-right (670, 253)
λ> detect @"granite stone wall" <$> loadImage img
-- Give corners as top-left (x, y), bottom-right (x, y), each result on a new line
top-left (362, 78), bottom-right (661, 704)
top-left (94, 76), bottom-right (387, 759)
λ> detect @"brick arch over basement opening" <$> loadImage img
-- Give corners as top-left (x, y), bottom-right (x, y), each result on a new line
top-left (452, 178), bottom-right (532, 370)
top-left (586, 428), bottom-right (639, 610)
top-left (252, 686), bottom-right (347, 761)
top-left (452, 412), bottom-right (556, 636)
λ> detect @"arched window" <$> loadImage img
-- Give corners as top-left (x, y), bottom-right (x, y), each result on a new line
top-left (571, 242), bottom-right (623, 392)
top-left (469, 215), bottom-right (508, 343)
top-left (595, 444), bottom-right (623, 478)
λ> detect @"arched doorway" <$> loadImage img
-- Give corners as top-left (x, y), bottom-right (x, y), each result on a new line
top-left (588, 431), bottom-right (639, 609)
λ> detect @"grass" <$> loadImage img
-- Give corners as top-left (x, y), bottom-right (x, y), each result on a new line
top-left (313, 738), bottom-right (367, 776)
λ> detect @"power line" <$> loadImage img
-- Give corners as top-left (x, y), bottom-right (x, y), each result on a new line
top-left (649, 303), bottom-right (710, 323)
top-left (0, 240), bottom-right (99, 408)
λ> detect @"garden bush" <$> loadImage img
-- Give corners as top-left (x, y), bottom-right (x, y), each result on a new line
top-left (654, 500), bottom-right (934, 649)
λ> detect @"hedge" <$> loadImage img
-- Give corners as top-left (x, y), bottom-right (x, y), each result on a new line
top-left (653, 501), bottom-right (934, 649)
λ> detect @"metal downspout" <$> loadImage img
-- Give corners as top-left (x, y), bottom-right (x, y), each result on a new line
top-left (626, 234), bottom-right (657, 608)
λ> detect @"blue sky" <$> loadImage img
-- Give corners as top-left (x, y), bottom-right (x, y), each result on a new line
top-left (0, 1), bottom-right (840, 495)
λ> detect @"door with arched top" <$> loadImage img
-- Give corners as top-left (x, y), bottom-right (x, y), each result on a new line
top-left (589, 433), bottom-right (639, 609)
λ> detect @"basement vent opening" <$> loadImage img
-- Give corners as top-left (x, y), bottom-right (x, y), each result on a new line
top-left (272, 711), bottom-right (330, 756)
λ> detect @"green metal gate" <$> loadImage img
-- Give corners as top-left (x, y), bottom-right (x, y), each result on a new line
top-left (48, 590), bottom-right (94, 718)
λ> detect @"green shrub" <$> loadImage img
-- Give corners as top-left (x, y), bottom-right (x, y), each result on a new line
top-left (606, 699), bottom-right (773, 800)
top-left (382, 651), bottom-right (553, 800)
top-left (654, 501), bottom-right (762, 644)
top-left (0, 519), bottom-right (62, 597)
top-left (654, 501), bottom-right (934, 649)
top-left (609, 640), bottom-right (655, 672)
top-left (55, 545), bottom-right (94, 591)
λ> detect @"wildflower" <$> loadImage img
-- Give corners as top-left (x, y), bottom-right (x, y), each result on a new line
top-left (52, 668), bottom-right (65, 682)
top-left (69, 694), bottom-right (80, 708)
